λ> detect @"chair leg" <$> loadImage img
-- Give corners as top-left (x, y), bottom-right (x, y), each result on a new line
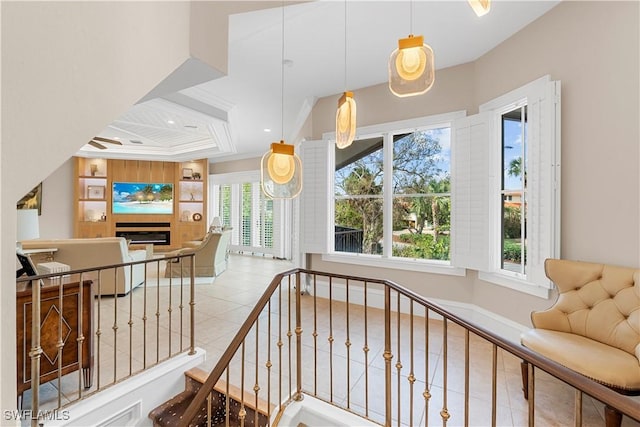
top-left (604, 405), bottom-right (622, 427)
top-left (520, 360), bottom-right (529, 400)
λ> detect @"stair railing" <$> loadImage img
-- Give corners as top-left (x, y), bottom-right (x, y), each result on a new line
top-left (177, 269), bottom-right (640, 427)
top-left (16, 252), bottom-right (196, 427)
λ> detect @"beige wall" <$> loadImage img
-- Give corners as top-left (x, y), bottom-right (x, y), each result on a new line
top-left (312, 62), bottom-right (476, 138)
top-left (1, 2), bottom-right (194, 412)
top-left (38, 160), bottom-right (74, 239)
top-left (2, 2), bottom-right (193, 202)
top-left (309, 1), bottom-right (639, 325)
top-left (211, 157), bottom-right (262, 175)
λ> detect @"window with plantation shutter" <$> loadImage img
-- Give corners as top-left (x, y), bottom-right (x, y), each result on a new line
top-left (471, 75), bottom-right (561, 296)
top-left (310, 78), bottom-right (559, 290)
top-left (220, 185), bottom-right (231, 228)
top-left (450, 112), bottom-right (493, 272)
top-left (259, 190), bottom-right (274, 250)
top-left (299, 140), bottom-right (330, 254)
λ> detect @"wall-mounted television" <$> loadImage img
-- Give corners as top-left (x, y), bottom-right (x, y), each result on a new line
top-left (112, 182), bottom-right (173, 215)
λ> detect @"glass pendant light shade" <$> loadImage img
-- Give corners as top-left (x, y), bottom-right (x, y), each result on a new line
top-left (261, 140), bottom-right (302, 199)
top-left (468, 0), bottom-right (491, 17)
top-left (388, 35), bottom-right (435, 97)
top-left (335, 91), bottom-right (357, 149)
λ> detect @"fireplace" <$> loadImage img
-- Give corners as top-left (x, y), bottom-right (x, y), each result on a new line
top-left (116, 230), bottom-right (170, 246)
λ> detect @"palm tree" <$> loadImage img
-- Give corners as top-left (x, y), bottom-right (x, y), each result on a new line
top-left (508, 157), bottom-right (522, 178)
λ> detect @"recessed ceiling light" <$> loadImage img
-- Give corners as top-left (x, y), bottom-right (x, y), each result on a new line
top-left (112, 136), bottom-right (120, 140)
top-left (264, 128), bottom-right (272, 132)
top-left (130, 140), bottom-right (143, 144)
top-left (167, 120), bottom-right (175, 124)
top-left (184, 125), bottom-right (198, 129)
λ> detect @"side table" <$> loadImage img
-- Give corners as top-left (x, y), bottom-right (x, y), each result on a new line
top-left (16, 279), bottom-right (93, 408)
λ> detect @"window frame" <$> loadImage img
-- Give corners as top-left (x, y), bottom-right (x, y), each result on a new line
top-left (323, 111), bottom-right (466, 275)
top-left (477, 76), bottom-right (561, 298)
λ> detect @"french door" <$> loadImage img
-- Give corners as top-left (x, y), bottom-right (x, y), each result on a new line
top-left (211, 173), bottom-right (288, 258)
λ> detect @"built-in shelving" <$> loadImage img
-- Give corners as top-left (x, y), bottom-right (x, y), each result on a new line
top-left (74, 158), bottom-right (109, 237)
top-left (73, 157), bottom-right (208, 249)
top-left (176, 160), bottom-right (208, 244)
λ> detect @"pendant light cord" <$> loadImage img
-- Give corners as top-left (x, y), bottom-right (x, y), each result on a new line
top-left (344, 0), bottom-right (347, 92)
top-left (410, 0), bottom-right (414, 35)
top-left (281, 1), bottom-right (285, 142)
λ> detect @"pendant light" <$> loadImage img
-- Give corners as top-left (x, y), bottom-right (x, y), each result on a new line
top-left (261, 4), bottom-right (302, 200)
top-left (468, 0), bottom-right (491, 17)
top-left (335, 0), bottom-right (356, 149)
top-left (388, 1), bottom-right (435, 97)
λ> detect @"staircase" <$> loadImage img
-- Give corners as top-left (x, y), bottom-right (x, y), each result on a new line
top-left (149, 368), bottom-right (271, 427)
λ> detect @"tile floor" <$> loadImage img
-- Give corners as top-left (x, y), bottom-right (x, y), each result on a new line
top-left (25, 254), bottom-right (639, 426)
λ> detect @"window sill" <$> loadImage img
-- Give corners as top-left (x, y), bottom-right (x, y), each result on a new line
top-left (322, 253), bottom-right (466, 276)
top-left (477, 272), bottom-right (551, 299)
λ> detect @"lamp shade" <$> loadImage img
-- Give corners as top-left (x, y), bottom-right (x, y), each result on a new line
top-left (388, 35), bottom-right (435, 97)
top-left (261, 141), bottom-right (302, 199)
top-left (468, 0), bottom-right (491, 17)
top-left (336, 91), bottom-right (357, 149)
top-left (17, 209), bottom-right (40, 242)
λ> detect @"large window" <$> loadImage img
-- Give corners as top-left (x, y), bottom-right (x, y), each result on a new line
top-left (305, 76), bottom-right (559, 292)
top-left (332, 122), bottom-right (452, 264)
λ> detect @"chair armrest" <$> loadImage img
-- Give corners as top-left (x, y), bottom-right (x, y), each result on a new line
top-left (164, 248), bottom-right (195, 262)
top-left (182, 241), bottom-right (202, 249)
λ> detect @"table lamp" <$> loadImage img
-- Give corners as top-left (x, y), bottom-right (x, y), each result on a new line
top-left (211, 217), bottom-right (222, 232)
top-left (16, 209), bottom-right (40, 252)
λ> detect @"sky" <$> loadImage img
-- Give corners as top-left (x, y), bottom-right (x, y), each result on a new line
top-left (503, 118), bottom-right (525, 191)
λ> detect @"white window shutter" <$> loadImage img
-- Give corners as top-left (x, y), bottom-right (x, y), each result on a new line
top-left (526, 80), bottom-right (561, 286)
top-left (299, 140), bottom-right (330, 254)
top-left (451, 112), bottom-right (492, 271)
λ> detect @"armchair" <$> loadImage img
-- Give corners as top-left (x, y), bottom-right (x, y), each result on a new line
top-left (164, 229), bottom-right (232, 278)
top-left (520, 259), bottom-right (640, 427)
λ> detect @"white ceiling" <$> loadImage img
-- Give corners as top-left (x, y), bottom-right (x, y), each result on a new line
top-left (78, 0), bottom-right (560, 162)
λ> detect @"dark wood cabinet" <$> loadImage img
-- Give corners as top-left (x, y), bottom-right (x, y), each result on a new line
top-left (16, 279), bottom-right (93, 404)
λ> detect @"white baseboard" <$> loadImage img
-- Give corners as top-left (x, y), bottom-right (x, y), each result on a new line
top-left (305, 278), bottom-right (527, 344)
top-left (42, 348), bottom-right (206, 427)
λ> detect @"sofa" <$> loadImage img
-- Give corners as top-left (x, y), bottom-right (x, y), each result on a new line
top-left (21, 237), bottom-right (148, 296)
top-left (520, 258), bottom-right (640, 427)
top-left (164, 229), bottom-right (231, 278)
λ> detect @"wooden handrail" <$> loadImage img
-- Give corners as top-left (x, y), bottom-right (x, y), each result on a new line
top-left (16, 253), bottom-right (198, 419)
top-left (177, 268), bottom-right (640, 426)
top-left (179, 268), bottom-right (299, 425)
top-left (16, 252), bottom-right (197, 284)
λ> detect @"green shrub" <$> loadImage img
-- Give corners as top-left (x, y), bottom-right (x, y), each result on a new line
top-left (503, 206), bottom-right (522, 239)
top-left (393, 233), bottom-right (450, 260)
top-left (503, 241), bottom-right (525, 262)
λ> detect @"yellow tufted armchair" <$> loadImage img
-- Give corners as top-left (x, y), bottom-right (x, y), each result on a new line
top-left (520, 258), bottom-right (640, 427)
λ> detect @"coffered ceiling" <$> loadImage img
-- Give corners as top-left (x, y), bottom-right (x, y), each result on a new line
top-left (76, 0), bottom-right (560, 163)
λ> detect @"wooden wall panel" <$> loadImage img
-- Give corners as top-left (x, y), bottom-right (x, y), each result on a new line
top-left (136, 160), bottom-right (152, 182)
